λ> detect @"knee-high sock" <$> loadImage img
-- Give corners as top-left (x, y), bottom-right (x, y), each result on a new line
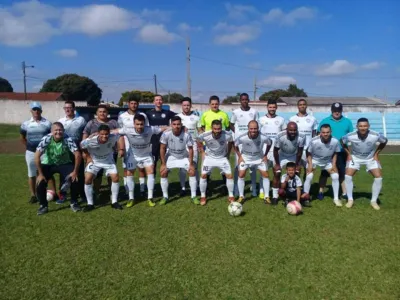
top-left (179, 169), bottom-right (186, 190)
top-left (371, 178), bottom-right (383, 203)
top-left (84, 184), bottom-right (94, 205)
top-left (161, 177), bottom-right (169, 198)
top-left (111, 182), bottom-right (119, 204)
top-left (123, 176), bottom-right (129, 194)
top-left (331, 173), bottom-right (339, 200)
top-left (233, 167), bottom-right (239, 194)
top-left (226, 178), bottom-right (234, 197)
top-left (262, 177), bottom-right (270, 198)
top-left (189, 176), bottom-right (197, 198)
top-left (199, 178), bottom-right (207, 198)
top-left (139, 177), bottom-right (145, 192)
top-left (259, 178), bottom-right (264, 194)
top-left (251, 169), bottom-right (257, 193)
top-left (272, 188), bottom-right (279, 199)
top-left (345, 175), bottom-right (354, 200)
top-left (126, 176), bottom-right (134, 200)
top-left (303, 172), bottom-right (314, 194)
top-left (238, 177), bottom-right (245, 197)
top-left (147, 174), bottom-right (155, 199)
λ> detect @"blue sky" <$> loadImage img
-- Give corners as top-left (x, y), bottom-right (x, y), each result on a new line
top-left (0, 0), bottom-right (399, 102)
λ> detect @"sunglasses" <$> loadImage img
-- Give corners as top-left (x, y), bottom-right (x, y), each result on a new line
top-left (32, 108), bottom-right (41, 111)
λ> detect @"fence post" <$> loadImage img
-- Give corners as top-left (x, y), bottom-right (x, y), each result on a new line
top-left (382, 111), bottom-right (387, 137)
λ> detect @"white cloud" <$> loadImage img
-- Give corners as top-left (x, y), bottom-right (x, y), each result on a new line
top-left (360, 61), bottom-right (384, 70)
top-left (224, 3), bottom-right (258, 19)
top-left (243, 47), bottom-right (258, 54)
top-left (137, 24), bottom-right (180, 44)
top-left (315, 60), bottom-right (357, 76)
top-left (213, 22), bottom-right (261, 45)
top-left (55, 48), bottom-right (78, 58)
top-left (263, 6), bottom-right (317, 26)
top-left (177, 23), bottom-right (202, 32)
top-left (32, 84), bottom-right (43, 90)
top-left (258, 76), bottom-right (296, 87)
top-left (140, 9), bottom-right (171, 22)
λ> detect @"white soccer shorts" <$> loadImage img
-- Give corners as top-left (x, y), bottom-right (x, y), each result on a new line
top-left (85, 162), bottom-right (118, 176)
top-left (306, 159), bottom-right (333, 171)
top-left (346, 156), bottom-right (381, 171)
top-left (25, 150), bottom-right (37, 178)
top-left (279, 155), bottom-right (296, 169)
top-left (166, 155), bottom-right (190, 171)
top-left (238, 159), bottom-right (268, 172)
top-left (122, 147), bottom-right (133, 169)
top-left (132, 155), bottom-right (154, 169)
top-left (201, 156), bottom-right (232, 175)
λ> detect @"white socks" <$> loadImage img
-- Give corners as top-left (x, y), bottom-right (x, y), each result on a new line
top-left (262, 177), bottom-right (270, 198)
top-left (123, 176), bottom-right (129, 194)
top-left (303, 173), bottom-right (314, 194)
top-left (331, 173), bottom-right (339, 200)
top-left (139, 177), bottom-right (145, 192)
top-left (161, 177), bottom-right (169, 198)
top-left (199, 178), bottom-right (207, 198)
top-left (111, 182), bottom-right (119, 204)
top-left (84, 184), bottom-right (94, 205)
top-left (238, 177), bottom-right (245, 197)
top-left (345, 175), bottom-right (354, 200)
top-left (371, 178), bottom-right (382, 203)
top-left (272, 188), bottom-right (279, 199)
top-left (126, 176), bottom-right (134, 200)
top-left (226, 178), bottom-right (234, 197)
top-left (147, 174), bottom-right (154, 199)
top-left (189, 176), bottom-right (197, 198)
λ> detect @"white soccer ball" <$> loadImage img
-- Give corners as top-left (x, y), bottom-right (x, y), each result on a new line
top-left (286, 201), bottom-right (302, 215)
top-left (46, 190), bottom-right (56, 202)
top-left (228, 202), bottom-right (243, 217)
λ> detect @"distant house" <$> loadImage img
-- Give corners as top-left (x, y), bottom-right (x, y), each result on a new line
top-left (0, 92), bottom-right (65, 101)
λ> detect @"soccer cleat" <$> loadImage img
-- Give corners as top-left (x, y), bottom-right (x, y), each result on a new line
top-left (271, 198), bottom-right (278, 206)
top-left (111, 202), bottom-right (123, 210)
top-left (200, 197), bottom-right (207, 206)
top-left (370, 202), bottom-right (380, 210)
top-left (264, 197), bottom-right (271, 204)
top-left (283, 199), bottom-right (289, 207)
top-left (302, 200), bottom-right (312, 207)
top-left (126, 200), bottom-right (135, 208)
top-left (345, 200), bottom-right (354, 208)
top-left (180, 189), bottom-right (186, 197)
top-left (56, 192), bottom-right (66, 205)
top-left (333, 199), bottom-right (343, 207)
top-left (29, 195), bottom-right (38, 204)
top-left (228, 197), bottom-right (235, 203)
top-left (83, 205), bottom-right (95, 212)
top-left (237, 196), bottom-right (245, 204)
top-left (37, 205), bottom-right (48, 215)
top-left (147, 199), bottom-right (156, 207)
top-left (259, 192), bottom-right (265, 200)
top-left (70, 203), bottom-right (81, 212)
top-left (191, 197), bottom-right (200, 205)
top-left (159, 198), bottom-right (168, 205)
top-left (342, 194), bottom-right (348, 200)
top-left (317, 192), bottom-right (324, 200)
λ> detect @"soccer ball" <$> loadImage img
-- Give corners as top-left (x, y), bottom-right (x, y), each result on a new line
top-left (228, 202), bottom-right (243, 217)
top-left (46, 190), bottom-right (56, 202)
top-left (286, 201), bottom-right (302, 215)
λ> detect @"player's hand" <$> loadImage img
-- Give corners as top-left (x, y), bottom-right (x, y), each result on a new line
top-left (188, 164), bottom-right (195, 174)
top-left (118, 149), bottom-right (124, 158)
top-left (238, 156), bottom-right (244, 165)
top-left (69, 171), bottom-right (78, 182)
top-left (160, 163), bottom-right (167, 174)
top-left (262, 156), bottom-right (268, 163)
top-left (373, 154), bottom-right (379, 162)
top-left (306, 166), bottom-right (313, 175)
top-left (296, 165), bottom-right (301, 174)
top-left (36, 174), bottom-right (46, 185)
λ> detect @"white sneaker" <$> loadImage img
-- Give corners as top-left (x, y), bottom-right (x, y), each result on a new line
top-left (346, 200), bottom-right (354, 208)
top-left (371, 202), bottom-right (380, 210)
top-left (333, 199), bottom-right (342, 207)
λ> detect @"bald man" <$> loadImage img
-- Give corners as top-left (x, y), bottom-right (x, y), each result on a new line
top-left (272, 122), bottom-right (306, 205)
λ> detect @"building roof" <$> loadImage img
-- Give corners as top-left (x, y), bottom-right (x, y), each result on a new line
top-left (278, 97), bottom-right (390, 106)
top-left (0, 92), bottom-right (64, 101)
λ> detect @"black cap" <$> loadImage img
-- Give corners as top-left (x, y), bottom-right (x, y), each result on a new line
top-left (331, 102), bottom-right (343, 112)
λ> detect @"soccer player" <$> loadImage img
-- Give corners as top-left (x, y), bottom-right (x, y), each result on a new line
top-left (159, 116), bottom-right (199, 205)
top-left (341, 118), bottom-right (388, 210)
top-left (234, 120), bottom-right (272, 203)
top-left (197, 120), bottom-right (235, 205)
top-left (35, 122), bottom-right (82, 215)
top-left (59, 100), bottom-right (87, 203)
top-left (259, 99), bottom-right (287, 200)
top-left (20, 102), bottom-right (52, 204)
top-left (279, 162), bottom-right (306, 207)
top-left (80, 124), bottom-right (125, 211)
top-left (289, 99), bottom-right (318, 173)
top-left (118, 96), bottom-right (149, 197)
top-left (273, 122), bottom-right (306, 205)
top-left (303, 124), bottom-right (342, 207)
top-left (230, 93), bottom-right (259, 197)
top-left (177, 97), bottom-right (201, 195)
top-left (200, 95), bottom-right (230, 132)
top-left (145, 95), bottom-right (176, 179)
top-left (114, 114), bottom-right (168, 207)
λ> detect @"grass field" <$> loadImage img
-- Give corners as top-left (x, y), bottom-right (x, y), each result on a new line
top-left (0, 124), bottom-right (21, 140)
top-left (1, 153), bottom-right (400, 300)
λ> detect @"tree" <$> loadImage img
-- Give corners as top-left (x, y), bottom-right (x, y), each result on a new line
top-left (259, 84), bottom-right (308, 102)
top-left (40, 73), bottom-right (102, 106)
top-left (222, 93), bottom-right (240, 104)
top-left (287, 84), bottom-right (307, 97)
top-left (0, 77), bottom-right (13, 92)
top-left (119, 90), bottom-right (155, 106)
top-left (162, 92), bottom-right (184, 103)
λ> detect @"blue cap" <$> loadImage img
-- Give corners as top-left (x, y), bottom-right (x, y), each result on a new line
top-left (30, 102), bottom-right (42, 110)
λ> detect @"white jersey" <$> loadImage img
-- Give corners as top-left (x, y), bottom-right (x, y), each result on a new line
top-left (118, 111), bottom-right (149, 129)
top-left (307, 136), bottom-right (340, 165)
top-left (275, 131), bottom-right (306, 156)
top-left (281, 174), bottom-right (302, 193)
top-left (230, 107), bottom-right (259, 138)
top-left (289, 114), bottom-right (318, 148)
top-left (58, 116), bottom-right (87, 145)
top-left (118, 126), bottom-right (161, 157)
top-left (177, 112), bottom-right (200, 138)
top-left (160, 129), bottom-right (194, 159)
top-left (259, 115), bottom-right (287, 150)
top-left (197, 130), bottom-right (233, 159)
top-left (341, 130), bottom-right (387, 160)
top-left (80, 134), bottom-right (119, 164)
top-left (234, 132), bottom-right (272, 162)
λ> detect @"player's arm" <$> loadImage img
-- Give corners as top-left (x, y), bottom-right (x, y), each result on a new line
top-left (374, 134), bottom-right (388, 160)
top-left (233, 138), bottom-right (243, 163)
top-left (227, 141), bottom-right (233, 158)
top-left (331, 152), bottom-right (338, 172)
top-left (280, 175), bottom-right (288, 190)
top-left (296, 186), bottom-right (301, 202)
top-left (340, 136), bottom-right (352, 161)
top-left (273, 146), bottom-right (281, 172)
top-left (229, 112), bottom-right (236, 132)
top-left (229, 122), bottom-right (235, 132)
top-left (224, 113), bottom-right (231, 131)
top-left (187, 135), bottom-right (194, 166)
top-left (117, 135), bottom-right (125, 158)
top-left (34, 136), bottom-right (50, 184)
top-left (82, 121), bottom-right (91, 140)
top-left (20, 123), bottom-right (27, 146)
top-left (80, 139), bottom-right (92, 164)
top-left (306, 148), bottom-right (313, 174)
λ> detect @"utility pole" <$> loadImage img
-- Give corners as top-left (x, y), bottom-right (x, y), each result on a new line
top-left (153, 74), bottom-right (158, 94)
top-left (253, 75), bottom-right (258, 101)
top-left (22, 61), bottom-right (35, 100)
top-left (186, 36), bottom-right (191, 99)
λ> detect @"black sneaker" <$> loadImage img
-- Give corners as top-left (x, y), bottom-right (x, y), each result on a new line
top-left (70, 203), bottom-right (81, 212)
top-left (180, 189), bottom-right (186, 197)
top-left (302, 200), bottom-right (312, 207)
top-left (283, 199), bottom-right (289, 207)
top-left (37, 205), bottom-right (48, 215)
top-left (29, 196), bottom-right (38, 204)
top-left (271, 198), bottom-right (278, 206)
top-left (112, 202), bottom-right (123, 210)
top-left (83, 205), bottom-right (95, 212)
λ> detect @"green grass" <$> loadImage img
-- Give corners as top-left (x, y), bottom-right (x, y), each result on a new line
top-left (0, 124), bottom-right (20, 140)
top-left (1, 155), bottom-right (400, 299)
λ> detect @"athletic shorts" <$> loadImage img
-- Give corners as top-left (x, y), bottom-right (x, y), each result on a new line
top-left (25, 150), bottom-right (37, 177)
top-left (167, 156), bottom-right (190, 171)
top-left (201, 157), bottom-right (232, 175)
top-left (238, 159), bottom-right (268, 172)
top-left (133, 155), bottom-right (154, 170)
top-left (85, 162), bottom-right (118, 176)
top-left (306, 159), bottom-right (333, 171)
top-left (346, 156), bottom-right (381, 172)
top-left (279, 155), bottom-right (296, 169)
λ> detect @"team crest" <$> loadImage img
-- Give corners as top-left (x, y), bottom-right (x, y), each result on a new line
top-left (249, 113), bottom-right (254, 118)
top-left (161, 113), bottom-right (166, 118)
top-left (367, 142), bottom-right (372, 146)
top-left (306, 119), bottom-right (311, 123)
